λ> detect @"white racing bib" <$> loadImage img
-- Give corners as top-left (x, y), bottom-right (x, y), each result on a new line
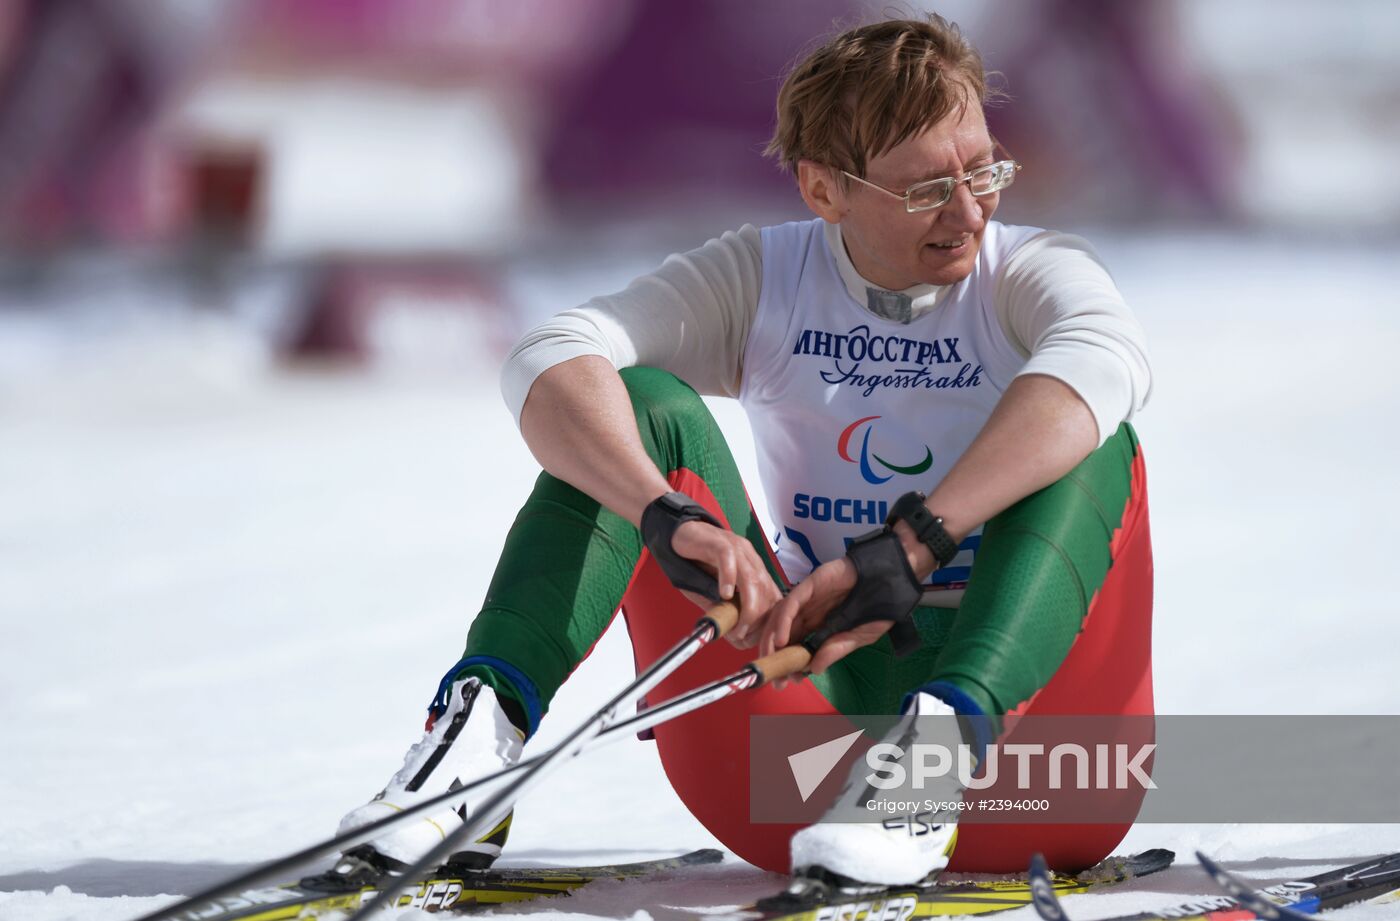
top-left (740, 219), bottom-right (1042, 596)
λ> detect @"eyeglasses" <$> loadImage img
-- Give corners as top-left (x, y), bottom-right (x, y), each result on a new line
top-left (840, 153), bottom-right (1022, 213)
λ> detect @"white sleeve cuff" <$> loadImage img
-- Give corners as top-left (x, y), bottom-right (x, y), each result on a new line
top-left (998, 231), bottom-right (1153, 446)
top-left (1017, 341), bottom-right (1138, 446)
top-left (498, 310), bottom-right (638, 427)
top-left (497, 225), bottom-right (763, 429)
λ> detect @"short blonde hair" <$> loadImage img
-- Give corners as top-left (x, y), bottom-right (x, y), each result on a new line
top-left (766, 15), bottom-right (1002, 178)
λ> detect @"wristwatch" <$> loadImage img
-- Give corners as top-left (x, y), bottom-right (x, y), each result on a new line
top-left (885, 490), bottom-right (959, 569)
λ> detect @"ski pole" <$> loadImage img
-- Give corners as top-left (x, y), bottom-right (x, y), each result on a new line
top-left (129, 601), bottom-right (744, 921)
top-left (130, 615), bottom-right (815, 921)
top-left (341, 630), bottom-right (814, 921)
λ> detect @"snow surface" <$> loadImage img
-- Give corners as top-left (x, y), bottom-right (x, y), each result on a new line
top-left (2, 230), bottom-right (1399, 920)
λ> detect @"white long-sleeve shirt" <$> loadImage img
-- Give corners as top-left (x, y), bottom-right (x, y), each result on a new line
top-left (501, 220), bottom-right (1150, 447)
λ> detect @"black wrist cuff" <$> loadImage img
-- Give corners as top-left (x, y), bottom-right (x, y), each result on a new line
top-left (801, 528), bottom-right (923, 658)
top-left (640, 492), bottom-right (723, 603)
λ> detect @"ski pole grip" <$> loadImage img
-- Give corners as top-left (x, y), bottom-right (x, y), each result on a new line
top-left (702, 601), bottom-right (740, 638)
top-left (751, 645), bottom-right (812, 685)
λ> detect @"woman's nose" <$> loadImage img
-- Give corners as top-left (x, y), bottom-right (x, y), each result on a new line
top-left (939, 183), bottom-right (986, 232)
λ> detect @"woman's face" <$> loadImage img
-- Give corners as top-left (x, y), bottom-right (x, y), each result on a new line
top-left (815, 102), bottom-right (1001, 291)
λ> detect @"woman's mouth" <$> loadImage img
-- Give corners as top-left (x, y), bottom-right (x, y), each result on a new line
top-left (925, 236), bottom-right (971, 257)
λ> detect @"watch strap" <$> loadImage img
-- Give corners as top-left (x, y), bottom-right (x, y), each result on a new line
top-left (885, 490), bottom-right (959, 569)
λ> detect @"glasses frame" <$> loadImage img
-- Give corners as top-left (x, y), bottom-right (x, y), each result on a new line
top-left (839, 141), bottom-right (1022, 213)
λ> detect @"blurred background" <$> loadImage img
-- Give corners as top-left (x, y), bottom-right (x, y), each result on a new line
top-left (0, 0), bottom-right (1395, 378)
top-left (5, 0), bottom-right (1400, 703)
top-left (4, 0), bottom-right (1400, 892)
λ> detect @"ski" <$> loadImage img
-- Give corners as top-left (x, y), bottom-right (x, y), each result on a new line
top-left (1025, 848), bottom-right (1400, 921)
top-left (1194, 851), bottom-right (1315, 921)
top-left (719, 849), bottom-right (1174, 921)
top-left (1195, 850), bottom-right (1400, 919)
top-left (155, 848), bottom-right (724, 921)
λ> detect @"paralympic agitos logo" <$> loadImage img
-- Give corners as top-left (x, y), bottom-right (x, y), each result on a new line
top-left (839, 416), bottom-right (933, 485)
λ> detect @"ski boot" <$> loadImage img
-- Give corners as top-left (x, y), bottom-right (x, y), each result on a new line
top-left (302, 677), bottom-right (525, 891)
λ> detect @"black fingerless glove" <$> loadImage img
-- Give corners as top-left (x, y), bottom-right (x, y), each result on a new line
top-left (802, 527), bottom-right (923, 657)
top-left (640, 491), bottom-right (723, 603)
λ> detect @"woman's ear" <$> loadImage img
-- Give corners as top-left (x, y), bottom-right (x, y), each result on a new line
top-left (797, 160), bottom-right (846, 223)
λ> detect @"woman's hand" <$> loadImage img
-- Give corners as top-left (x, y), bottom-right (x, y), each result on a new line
top-left (671, 520), bottom-right (783, 647)
top-left (757, 555), bottom-right (894, 688)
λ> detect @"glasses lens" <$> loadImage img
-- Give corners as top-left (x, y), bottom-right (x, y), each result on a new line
top-left (906, 178), bottom-right (953, 212)
top-left (970, 161), bottom-right (1016, 195)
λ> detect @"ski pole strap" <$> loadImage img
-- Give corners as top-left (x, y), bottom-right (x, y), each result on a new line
top-left (641, 491), bottom-right (723, 603)
top-left (801, 527), bottom-right (923, 658)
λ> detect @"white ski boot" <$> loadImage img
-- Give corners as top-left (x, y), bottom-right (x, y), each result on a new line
top-left (782, 692), bottom-right (969, 898)
top-left (306, 677), bottom-right (525, 889)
